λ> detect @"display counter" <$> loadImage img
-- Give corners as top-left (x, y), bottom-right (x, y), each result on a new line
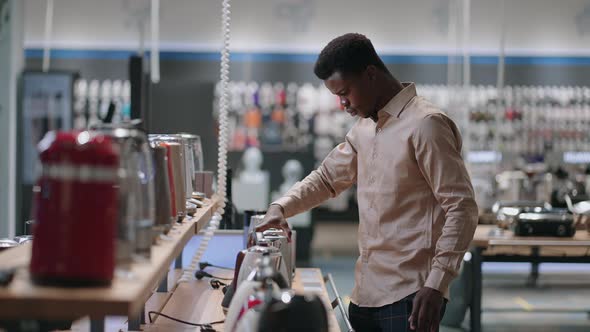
top-left (0, 198), bottom-right (218, 331)
top-left (0, 199), bottom-right (341, 332)
top-left (469, 224), bottom-right (590, 332)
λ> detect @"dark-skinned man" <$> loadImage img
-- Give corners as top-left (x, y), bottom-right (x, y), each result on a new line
top-left (257, 33), bottom-right (478, 332)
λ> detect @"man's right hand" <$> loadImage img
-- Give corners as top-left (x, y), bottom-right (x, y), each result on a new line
top-left (254, 204), bottom-right (292, 240)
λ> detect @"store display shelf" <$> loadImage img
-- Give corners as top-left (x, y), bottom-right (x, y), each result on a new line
top-left (142, 268), bottom-right (340, 332)
top-left (69, 269), bottom-right (184, 332)
top-left (0, 197), bottom-right (219, 321)
top-left (472, 224), bottom-right (590, 248)
top-left (469, 224), bottom-right (590, 332)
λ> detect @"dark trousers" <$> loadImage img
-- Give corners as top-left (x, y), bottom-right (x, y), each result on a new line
top-left (348, 293), bottom-right (447, 332)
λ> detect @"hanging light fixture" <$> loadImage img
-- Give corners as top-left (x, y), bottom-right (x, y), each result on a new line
top-left (150, 0), bottom-right (160, 83)
top-left (42, 0), bottom-right (54, 72)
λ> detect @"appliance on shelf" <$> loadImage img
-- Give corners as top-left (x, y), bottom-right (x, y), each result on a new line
top-left (30, 131), bottom-right (119, 286)
top-left (90, 122), bottom-right (155, 264)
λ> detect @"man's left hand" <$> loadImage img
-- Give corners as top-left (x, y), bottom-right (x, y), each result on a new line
top-left (408, 286), bottom-right (444, 332)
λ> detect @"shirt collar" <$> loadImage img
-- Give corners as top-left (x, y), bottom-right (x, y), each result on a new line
top-left (377, 82), bottom-right (417, 119)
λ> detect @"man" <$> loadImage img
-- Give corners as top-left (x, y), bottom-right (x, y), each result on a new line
top-left (258, 33), bottom-right (478, 332)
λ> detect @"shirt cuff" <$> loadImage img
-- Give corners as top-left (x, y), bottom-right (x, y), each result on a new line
top-left (424, 267), bottom-right (454, 296)
top-left (271, 197), bottom-right (294, 218)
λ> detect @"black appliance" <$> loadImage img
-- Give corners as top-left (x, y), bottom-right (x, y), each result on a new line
top-left (513, 212), bottom-right (576, 237)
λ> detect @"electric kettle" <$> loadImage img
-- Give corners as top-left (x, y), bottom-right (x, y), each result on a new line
top-left (149, 135), bottom-right (187, 221)
top-left (151, 145), bottom-right (173, 238)
top-left (258, 291), bottom-right (329, 332)
top-left (161, 143), bottom-right (178, 220)
top-left (166, 142), bottom-right (187, 220)
top-left (150, 134), bottom-right (193, 200)
top-left (224, 280), bottom-right (262, 332)
top-left (236, 245), bottom-right (290, 290)
top-left (30, 131), bottom-right (119, 286)
top-left (177, 135), bottom-right (194, 202)
top-left (225, 254), bottom-right (289, 332)
top-left (261, 228), bottom-right (294, 282)
top-left (178, 133), bottom-right (204, 194)
top-left (247, 214), bottom-right (266, 247)
top-left (91, 124), bottom-right (155, 263)
top-left (243, 210), bottom-right (265, 248)
top-left (221, 249), bottom-right (248, 313)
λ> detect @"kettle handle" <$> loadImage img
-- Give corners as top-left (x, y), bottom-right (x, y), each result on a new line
top-left (233, 250), bottom-right (247, 282)
top-left (270, 271), bottom-right (289, 289)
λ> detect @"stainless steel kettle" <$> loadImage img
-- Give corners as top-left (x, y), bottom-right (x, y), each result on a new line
top-left (236, 245), bottom-right (290, 290)
top-left (149, 135), bottom-right (190, 221)
top-left (166, 142), bottom-right (187, 221)
top-left (178, 133), bottom-right (204, 195)
top-left (261, 228), bottom-right (294, 282)
top-left (151, 145), bottom-right (173, 238)
top-left (247, 214), bottom-right (266, 247)
top-left (90, 125), bottom-right (155, 263)
top-left (153, 134), bottom-right (194, 202)
top-left (243, 210), bottom-right (266, 248)
top-left (226, 254), bottom-right (298, 332)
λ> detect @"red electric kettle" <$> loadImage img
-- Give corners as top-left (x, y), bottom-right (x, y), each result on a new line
top-left (30, 131), bottom-right (119, 286)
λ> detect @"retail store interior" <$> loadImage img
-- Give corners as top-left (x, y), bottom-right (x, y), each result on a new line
top-left (1, 0), bottom-right (590, 331)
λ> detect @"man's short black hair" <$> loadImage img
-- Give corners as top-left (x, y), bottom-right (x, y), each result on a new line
top-left (314, 33), bottom-right (389, 80)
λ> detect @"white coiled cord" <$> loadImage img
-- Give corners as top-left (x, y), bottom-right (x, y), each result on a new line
top-left (179, 0), bottom-right (231, 283)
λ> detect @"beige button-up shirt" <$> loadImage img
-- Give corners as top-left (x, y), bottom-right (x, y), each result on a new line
top-left (273, 83), bottom-right (478, 307)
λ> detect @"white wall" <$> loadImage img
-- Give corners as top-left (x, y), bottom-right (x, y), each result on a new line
top-left (21, 0), bottom-right (590, 55)
top-left (0, 0), bottom-right (24, 237)
top-left (471, 0), bottom-right (590, 55)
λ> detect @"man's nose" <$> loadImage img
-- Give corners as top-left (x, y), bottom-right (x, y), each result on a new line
top-left (340, 97), bottom-right (350, 109)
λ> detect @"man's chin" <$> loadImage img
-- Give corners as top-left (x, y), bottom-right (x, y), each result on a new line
top-left (346, 109), bottom-right (367, 118)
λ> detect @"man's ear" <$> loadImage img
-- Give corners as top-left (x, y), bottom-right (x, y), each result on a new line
top-left (366, 65), bottom-right (378, 81)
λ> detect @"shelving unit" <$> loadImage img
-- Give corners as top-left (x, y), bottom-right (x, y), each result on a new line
top-left (0, 197), bottom-right (219, 331)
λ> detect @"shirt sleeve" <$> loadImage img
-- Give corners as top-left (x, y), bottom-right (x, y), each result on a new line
top-left (272, 129), bottom-right (358, 218)
top-left (411, 113), bottom-right (478, 293)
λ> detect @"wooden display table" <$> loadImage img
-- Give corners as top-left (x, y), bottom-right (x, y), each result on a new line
top-left (0, 198), bottom-right (218, 332)
top-left (472, 224), bottom-right (590, 248)
top-left (469, 224), bottom-right (590, 332)
top-left (142, 268), bottom-right (340, 332)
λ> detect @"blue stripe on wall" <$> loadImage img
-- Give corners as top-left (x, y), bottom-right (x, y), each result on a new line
top-left (24, 48), bottom-right (590, 66)
top-left (25, 48), bottom-right (136, 60)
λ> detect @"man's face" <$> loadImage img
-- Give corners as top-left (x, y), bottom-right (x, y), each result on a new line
top-left (324, 69), bottom-right (377, 119)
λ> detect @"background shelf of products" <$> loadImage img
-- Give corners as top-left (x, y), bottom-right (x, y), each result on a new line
top-left (212, 81), bottom-right (590, 164)
top-left (55, 78), bottom-right (590, 217)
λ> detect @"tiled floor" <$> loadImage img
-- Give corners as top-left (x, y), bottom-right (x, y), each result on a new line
top-left (310, 222), bottom-right (590, 332)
